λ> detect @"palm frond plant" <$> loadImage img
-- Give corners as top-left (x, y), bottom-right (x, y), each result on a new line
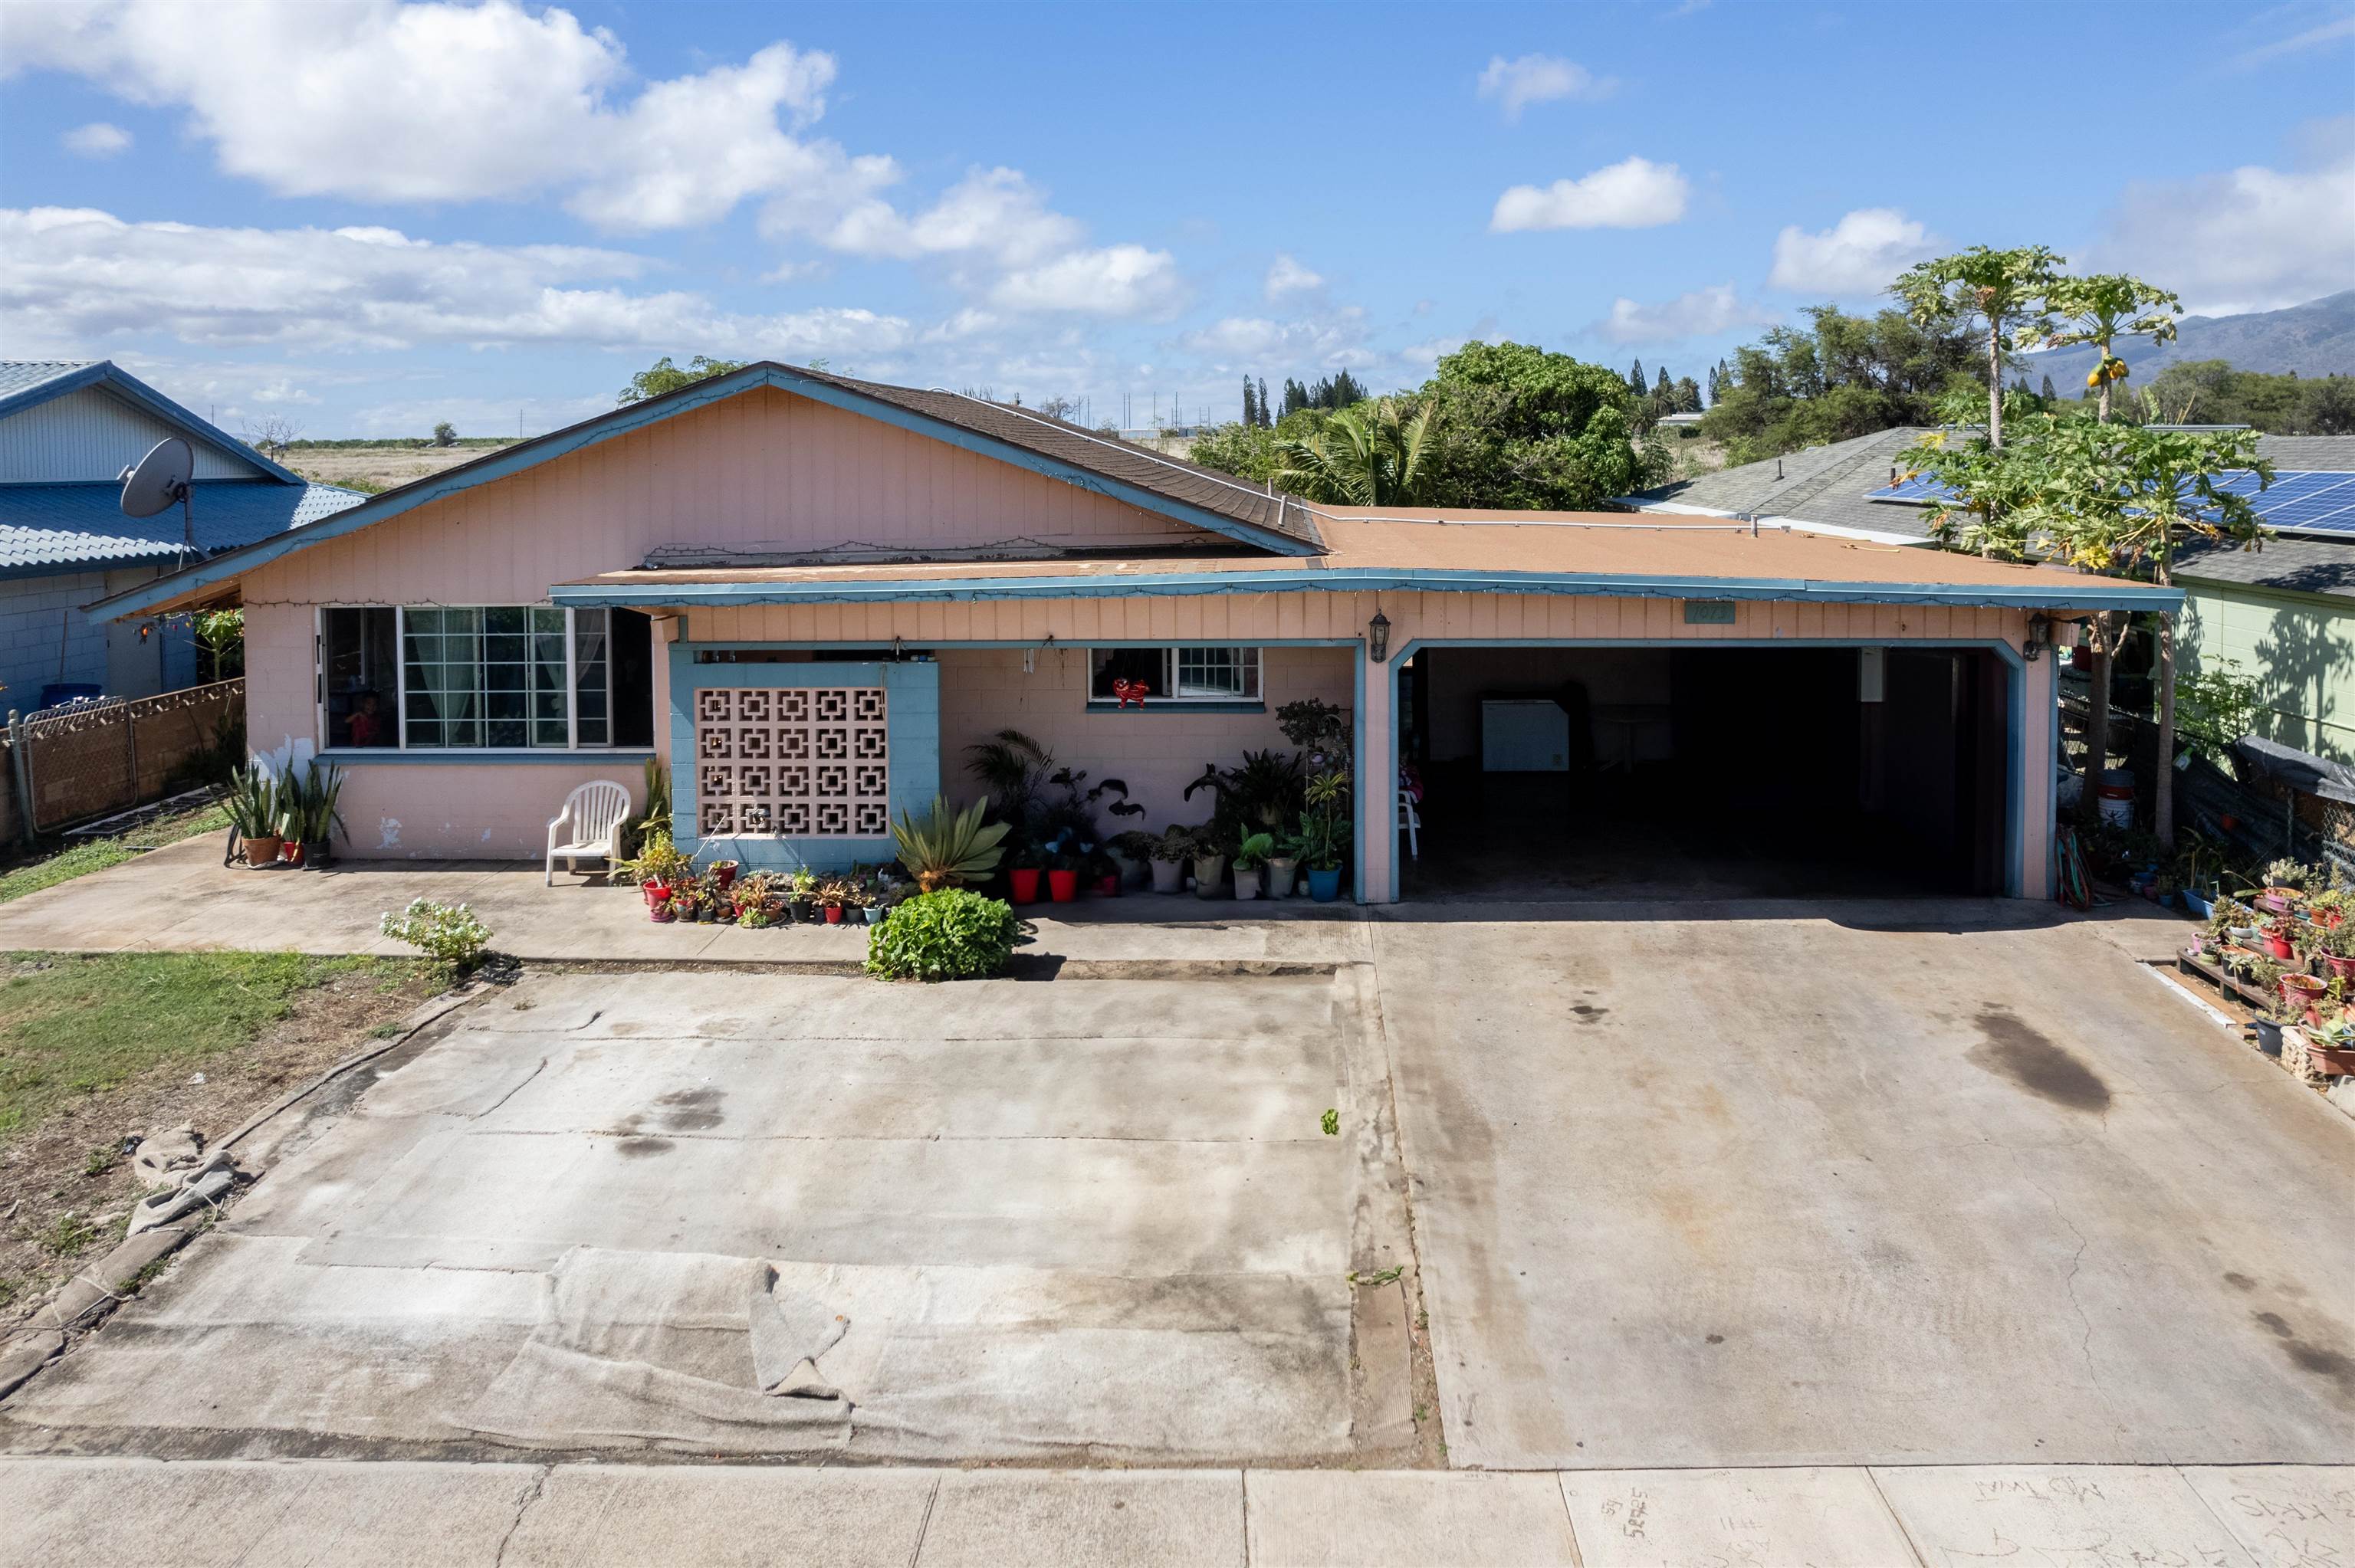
top-left (892, 795), bottom-right (1012, 893)
top-left (1273, 398), bottom-right (1434, 507)
top-left (964, 729), bottom-right (1055, 849)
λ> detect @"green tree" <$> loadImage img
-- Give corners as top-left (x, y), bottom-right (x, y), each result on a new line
top-left (1273, 399), bottom-right (1434, 506)
top-left (1700, 304), bottom-right (1979, 461)
top-left (618, 355), bottom-right (749, 405)
top-left (2040, 374), bottom-right (2058, 402)
top-left (430, 421), bottom-right (457, 447)
top-left (1414, 341), bottom-right (1650, 509)
top-left (1256, 377), bottom-right (1272, 428)
top-left (1186, 419), bottom-right (1283, 483)
top-left (1627, 359), bottom-right (1645, 396)
top-left (1890, 245), bottom-right (2065, 447)
top-left (2029, 273), bottom-right (2181, 422)
top-left (1241, 377), bottom-right (1259, 428)
top-left (2136, 361), bottom-right (2355, 435)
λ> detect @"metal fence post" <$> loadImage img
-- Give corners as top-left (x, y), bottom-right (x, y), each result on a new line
top-left (8, 710), bottom-right (33, 849)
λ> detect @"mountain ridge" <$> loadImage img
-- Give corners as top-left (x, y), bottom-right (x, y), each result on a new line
top-left (2022, 290), bottom-right (2355, 387)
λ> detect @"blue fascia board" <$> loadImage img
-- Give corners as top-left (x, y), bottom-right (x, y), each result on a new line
top-left (81, 362), bottom-right (1310, 624)
top-left (0, 361), bottom-right (301, 486)
top-left (553, 564), bottom-right (2182, 614)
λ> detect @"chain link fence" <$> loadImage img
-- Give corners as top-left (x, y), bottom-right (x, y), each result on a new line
top-left (0, 679), bottom-right (243, 843)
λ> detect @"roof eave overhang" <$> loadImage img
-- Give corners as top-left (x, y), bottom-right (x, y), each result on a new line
top-left (550, 564), bottom-right (2179, 614)
top-left (83, 363), bottom-right (1314, 624)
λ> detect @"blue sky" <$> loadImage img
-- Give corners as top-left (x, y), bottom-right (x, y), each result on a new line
top-left (4, 0), bottom-right (2351, 438)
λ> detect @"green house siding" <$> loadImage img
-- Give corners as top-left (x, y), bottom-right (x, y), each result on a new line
top-left (2179, 577), bottom-right (2355, 763)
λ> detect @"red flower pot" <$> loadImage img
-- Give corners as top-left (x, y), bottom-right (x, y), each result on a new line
top-left (714, 864), bottom-right (737, 891)
top-left (1047, 868), bottom-right (1079, 902)
top-left (2263, 930), bottom-right (2296, 960)
top-left (2280, 973), bottom-right (2328, 1012)
top-left (2325, 954), bottom-right (2355, 982)
top-left (642, 881), bottom-right (670, 909)
top-left (1092, 873), bottom-right (1120, 897)
top-left (823, 905), bottom-right (846, 924)
top-left (1010, 868), bottom-right (1042, 903)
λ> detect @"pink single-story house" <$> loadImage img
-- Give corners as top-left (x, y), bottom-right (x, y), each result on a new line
top-left (90, 363), bottom-right (2173, 902)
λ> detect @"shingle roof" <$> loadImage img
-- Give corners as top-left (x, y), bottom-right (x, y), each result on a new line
top-left (0, 481), bottom-right (366, 575)
top-left (0, 362), bottom-right (96, 400)
top-left (1632, 427), bottom-right (2355, 598)
top-left (768, 365), bottom-right (1319, 548)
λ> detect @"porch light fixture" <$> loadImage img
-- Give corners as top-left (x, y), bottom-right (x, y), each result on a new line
top-left (1367, 609), bottom-right (1391, 664)
top-left (2023, 612), bottom-right (2053, 661)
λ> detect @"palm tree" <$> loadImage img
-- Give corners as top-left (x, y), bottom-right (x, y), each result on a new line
top-left (1273, 399), bottom-right (1434, 507)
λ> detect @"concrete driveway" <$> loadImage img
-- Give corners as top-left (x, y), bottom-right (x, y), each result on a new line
top-left (1371, 903), bottom-right (2355, 1470)
top-left (2, 968), bottom-right (1418, 1464)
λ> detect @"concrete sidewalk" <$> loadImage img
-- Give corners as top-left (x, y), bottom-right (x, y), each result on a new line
top-left (5, 1456), bottom-right (2347, 1566)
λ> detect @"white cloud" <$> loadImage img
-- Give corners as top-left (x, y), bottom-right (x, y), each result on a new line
top-left (0, 207), bottom-right (913, 357)
top-left (2232, 11), bottom-right (2355, 69)
top-left (1264, 254), bottom-right (1325, 301)
top-left (989, 245), bottom-right (1186, 319)
top-left (1769, 208), bottom-right (1939, 296)
top-left (1595, 284), bottom-right (1770, 345)
top-left (2090, 131), bottom-right (2355, 316)
top-left (5, 1), bottom-right (865, 231)
top-left (1476, 54), bottom-right (1615, 118)
top-left (1401, 334), bottom-right (1469, 369)
top-left (1491, 156), bottom-right (1687, 232)
top-left (61, 121), bottom-right (131, 157)
top-left (1178, 307), bottom-right (1371, 367)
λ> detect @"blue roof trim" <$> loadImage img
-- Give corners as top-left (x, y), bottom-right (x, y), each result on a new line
top-left (83, 363), bottom-right (1313, 622)
top-left (547, 564), bottom-right (2180, 613)
top-left (0, 361), bottom-right (301, 485)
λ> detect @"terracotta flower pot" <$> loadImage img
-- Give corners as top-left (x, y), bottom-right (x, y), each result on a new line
top-left (2310, 1041), bottom-right (2355, 1075)
top-left (1010, 868), bottom-right (1042, 903)
top-left (1047, 868), bottom-right (1079, 902)
top-left (243, 835), bottom-right (282, 868)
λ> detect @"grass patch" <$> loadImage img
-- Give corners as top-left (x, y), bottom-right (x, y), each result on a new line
top-left (0, 951), bottom-right (404, 1143)
top-left (0, 803), bottom-right (228, 905)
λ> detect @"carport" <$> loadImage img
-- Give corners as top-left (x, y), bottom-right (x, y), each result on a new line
top-left (1394, 640), bottom-right (2015, 900)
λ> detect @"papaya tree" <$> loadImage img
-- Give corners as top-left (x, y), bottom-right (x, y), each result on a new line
top-left (2023, 272), bottom-right (2183, 816)
top-left (1890, 245), bottom-right (2064, 448)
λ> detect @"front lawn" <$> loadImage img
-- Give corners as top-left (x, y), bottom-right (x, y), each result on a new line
top-left (0, 802), bottom-right (228, 905)
top-left (0, 950), bottom-right (435, 1325)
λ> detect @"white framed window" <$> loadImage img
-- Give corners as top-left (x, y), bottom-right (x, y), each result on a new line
top-left (317, 605), bottom-right (653, 751)
top-left (1088, 645), bottom-right (1263, 704)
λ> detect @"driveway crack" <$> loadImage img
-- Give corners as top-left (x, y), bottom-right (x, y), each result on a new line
top-left (473, 1058), bottom-right (548, 1120)
top-left (491, 1462), bottom-right (553, 1567)
top-left (2002, 1146), bottom-right (2139, 1459)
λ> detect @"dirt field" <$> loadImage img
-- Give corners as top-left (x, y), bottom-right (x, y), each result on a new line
top-left (283, 443), bottom-right (516, 494)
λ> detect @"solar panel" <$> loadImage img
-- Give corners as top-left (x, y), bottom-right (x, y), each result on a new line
top-left (1863, 467), bottom-right (2355, 539)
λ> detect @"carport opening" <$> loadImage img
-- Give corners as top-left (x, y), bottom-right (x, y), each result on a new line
top-left (1398, 645), bottom-right (2010, 900)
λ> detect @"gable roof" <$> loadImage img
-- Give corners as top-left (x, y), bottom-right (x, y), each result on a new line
top-left (0, 359), bottom-right (304, 486)
top-left (85, 361), bottom-right (1323, 621)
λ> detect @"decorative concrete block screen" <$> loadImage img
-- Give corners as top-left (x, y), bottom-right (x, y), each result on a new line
top-left (694, 686), bottom-right (888, 837)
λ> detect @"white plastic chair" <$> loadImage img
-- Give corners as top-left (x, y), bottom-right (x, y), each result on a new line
top-left (1398, 789), bottom-right (1421, 860)
top-left (546, 779), bottom-right (634, 886)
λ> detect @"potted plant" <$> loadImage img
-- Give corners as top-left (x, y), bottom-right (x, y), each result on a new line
top-left (1108, 830), bottom-right (1158, 891)
top-left (668, 885), bottom-right (701, 923)
top-left (1148, 826), bottom-right (1191, 894)
top-left (616, 830), bottom-right (692, 909)
top-left (2261, 918), bottom-right (2297, 961)
top-left (1046, 851), bottom-right (1080, 904)
top-left (2255, 858), bottom-right (2313, 912)
top-left (2280, 971), bottom-right (2329, 1016)
top-left (787, 865), bottom-right (819, 921)
top-left (818, 877), bottom-right (849, 924)
top-left (1298, 769), bottom-right (1352, 903)
top-left (1007, 847), bottom-right (1044, 904)
top-left (1266, 831), bottom-right (1304, 901)
top-left (2304, 1013), bottom-right (2355, 1074)
top-left (219, 764), bottom-right (284, 868)
top-left (1087, 850), bottom-right (1121, 898)
top-left (709, 858), bottom-right (741, 893)
top-left (1190, 828), bottom-right (1229, 901)
top-left (1229, 832), bottom-right (1274, 900)
top-left (2248, 1015), bottom-right (2286, 1057)
top-left (2311, 887), bottom-right (2350, 930)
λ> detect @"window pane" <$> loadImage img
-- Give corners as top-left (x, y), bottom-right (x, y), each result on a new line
top-left (323, 608), bottom-right (397, 748)
top-left (1176, 646), bottom-right (1244, 697)
top-left (1090, 648), bottom-right (1163, 700)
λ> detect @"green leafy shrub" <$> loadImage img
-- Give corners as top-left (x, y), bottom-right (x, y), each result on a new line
top-left (865, 889), bottom-right (1018, 982)
top-left (379, 897), bottom-right (492, 971)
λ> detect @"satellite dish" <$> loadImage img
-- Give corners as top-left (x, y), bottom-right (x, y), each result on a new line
top-left (120, 437), bottom-right (192, 518)
top-left (119, 438), bottom-right (196, 566)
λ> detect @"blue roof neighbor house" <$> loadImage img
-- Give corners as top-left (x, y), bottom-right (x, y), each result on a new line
top-left (0, 360), bottom-right (364, 709)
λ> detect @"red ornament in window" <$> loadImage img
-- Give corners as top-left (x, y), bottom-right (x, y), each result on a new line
top-left (1111, 677), bottom-right (1151, 709)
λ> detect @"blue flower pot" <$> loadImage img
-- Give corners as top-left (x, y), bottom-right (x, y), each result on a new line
top-left (1306, 867), bottom-right (1342, 903)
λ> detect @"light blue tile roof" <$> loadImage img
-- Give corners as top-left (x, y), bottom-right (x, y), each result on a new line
top-left (0, 480), bottom-right (367, 575)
